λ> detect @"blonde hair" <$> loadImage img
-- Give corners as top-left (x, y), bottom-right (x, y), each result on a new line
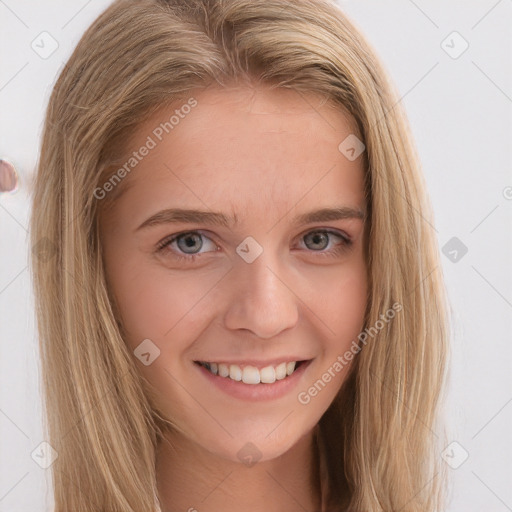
top-left (30, 0), bottom-right (451, 510)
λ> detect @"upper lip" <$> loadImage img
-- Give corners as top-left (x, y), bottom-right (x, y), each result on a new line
top-left (194, 357), bottom-right (312, 369)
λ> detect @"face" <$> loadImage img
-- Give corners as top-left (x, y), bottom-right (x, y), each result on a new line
top-left (99, 84), bottom-right (368, 463)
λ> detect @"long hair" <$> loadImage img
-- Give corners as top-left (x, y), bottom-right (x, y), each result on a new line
top-left (29, 0), bottom-right (451, 510)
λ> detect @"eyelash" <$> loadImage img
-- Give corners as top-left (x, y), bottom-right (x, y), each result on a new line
top-left (156, 229), bottom-right (352, 263)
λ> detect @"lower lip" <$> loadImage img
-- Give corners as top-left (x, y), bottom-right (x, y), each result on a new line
top-left (194, 360), bottom-right (313, 402)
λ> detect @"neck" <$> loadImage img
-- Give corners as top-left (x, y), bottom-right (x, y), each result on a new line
top-left (156, 427), bottom-right (322, 512)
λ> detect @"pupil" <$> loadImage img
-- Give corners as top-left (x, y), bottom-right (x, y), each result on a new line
top-left (178, 234), bottom-right (202, 253)
top-left (306, 232), bottom-right (328, 250)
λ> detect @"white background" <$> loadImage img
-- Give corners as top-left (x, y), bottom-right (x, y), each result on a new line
top-left (0, 1), bottom-right (511, 510)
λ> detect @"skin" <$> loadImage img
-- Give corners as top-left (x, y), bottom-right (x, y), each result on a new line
top-left (99, 84), bottom-right (368, 512)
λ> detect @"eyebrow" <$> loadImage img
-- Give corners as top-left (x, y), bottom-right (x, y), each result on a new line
top-left (135, 206), bottom-right (365, 232)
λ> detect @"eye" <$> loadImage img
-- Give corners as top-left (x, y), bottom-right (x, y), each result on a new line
top-left (299, 229), bottom-right (352, 256)
top-left (156, 228), bottom-right (352, 263)
top-left (156, 231), bottom-right (218, 260)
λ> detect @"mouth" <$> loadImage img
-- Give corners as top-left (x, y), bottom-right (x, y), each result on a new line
top-left (194, 360), bottom-right (309, 385)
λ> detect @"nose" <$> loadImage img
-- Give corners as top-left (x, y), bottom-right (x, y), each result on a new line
top-left (222, 252), bottom-right (300, 339)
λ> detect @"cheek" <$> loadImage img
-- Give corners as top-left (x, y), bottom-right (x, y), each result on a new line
top-left (293, 266), bottom-right (367, 412)
top-left (107, 257), bottom-right (225, 349)
top-left (109, 248), bottom-right (367, 357)
top-left (331, 269), bottom-right (367, 341)
top-left (299, 257), bottom-right (368, 346)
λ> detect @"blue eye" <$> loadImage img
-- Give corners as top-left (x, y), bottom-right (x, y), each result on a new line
top-left (156, 231), bottom-right (218, 260)
top-left (299, 229), bottom-right (352, 257)
top-left (156, 229), bottom-right (352, 263)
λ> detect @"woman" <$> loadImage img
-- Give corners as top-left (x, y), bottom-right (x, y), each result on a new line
top-left (30, 0), bottom-right (451, 510)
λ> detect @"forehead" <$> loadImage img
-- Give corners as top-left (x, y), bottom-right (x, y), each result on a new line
top-left (100, 85), bottom-right (366, 226)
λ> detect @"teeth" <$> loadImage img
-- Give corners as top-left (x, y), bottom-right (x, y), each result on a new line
top-left (260, 366), bottom-right (275, 384)
top-left (218, 363), bottom-right (229, 377)
top-left (275, 362), bottom-right (287, 380)
top-left (229, 364), bottom-right (242, 381)
top-left (200, 360), bottom-right (302, 384)
top-left (242, 366), bottom-right (260, 384)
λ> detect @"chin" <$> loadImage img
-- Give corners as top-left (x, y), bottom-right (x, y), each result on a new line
top-left (200, 419), bottom-right (315, 466)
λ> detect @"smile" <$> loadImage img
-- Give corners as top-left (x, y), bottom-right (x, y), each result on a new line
top-left (195, 360), bottom-right (306, 384)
